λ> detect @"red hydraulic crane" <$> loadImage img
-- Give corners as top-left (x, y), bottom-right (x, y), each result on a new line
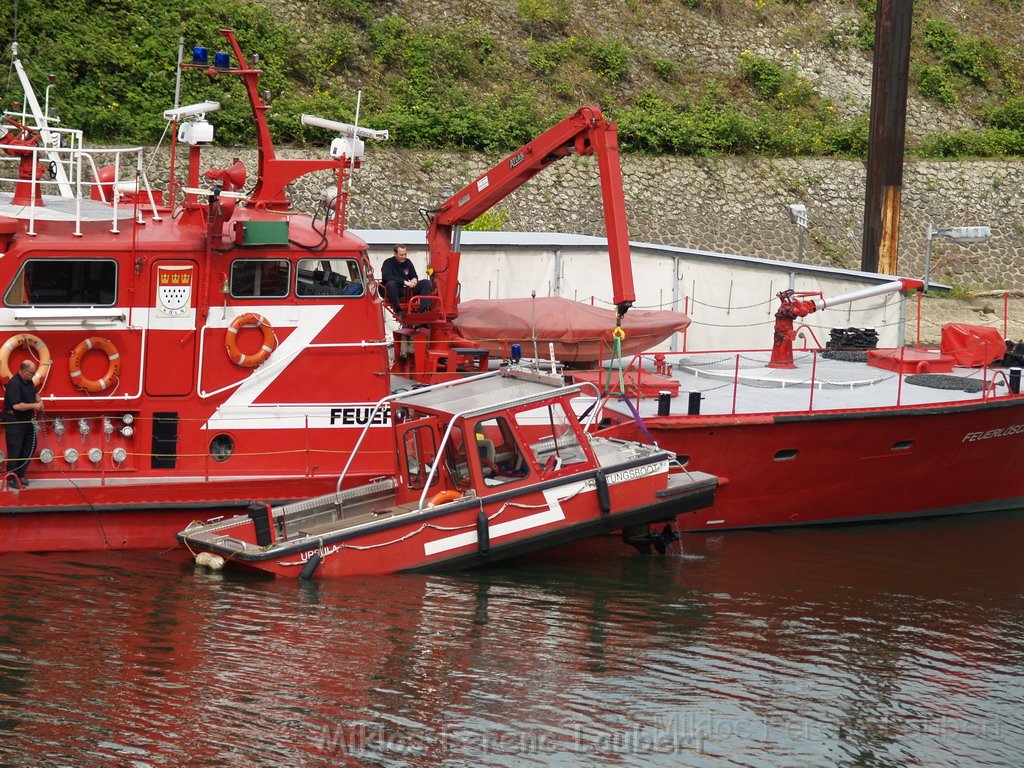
top-left (392, 106), bottom-right (637, 383)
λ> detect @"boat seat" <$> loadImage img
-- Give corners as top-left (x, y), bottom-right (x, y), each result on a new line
top-left (476, 438), bottom-right (495, 463)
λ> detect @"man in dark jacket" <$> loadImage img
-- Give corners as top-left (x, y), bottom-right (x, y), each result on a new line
top-left (380, 244), bottom-right (431, 320)
top-left (3, 361), bottom-right (42, 487)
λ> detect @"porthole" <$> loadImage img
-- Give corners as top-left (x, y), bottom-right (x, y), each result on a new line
top-left (210, 434), bottom-right (235, 462)
top-left (676, 454), bottom-right (691, 467)
top-left (773, 449), bottom-right (799, 461)
top-left (891, 440), bottom-right (915, 451)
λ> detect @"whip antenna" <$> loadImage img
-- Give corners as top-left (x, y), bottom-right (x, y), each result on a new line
top-left (6, 0), bottom-right (19, 90)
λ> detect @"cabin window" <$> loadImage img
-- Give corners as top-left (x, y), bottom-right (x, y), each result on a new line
top-left (4, 259), bottom-right (117, 306)
top-left (514, 402), bottom-right (588, 472)
top-left (403, 423), bottom-right (439, 491)
top-left (209, 434), bottom-right (234, 462)
top-left (296, 258), bottom-right (365, 297)
top-left (444, 424), bottom-right (472, 490)
top-left (472, 417), bottom-right (529, 487)
top-left (229, 259), bottom-right (290, 298)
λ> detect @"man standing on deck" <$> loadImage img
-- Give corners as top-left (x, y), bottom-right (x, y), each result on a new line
top-left (381, 244), bottom-right (431, 321)
top-left (3, 361), bottom-right (42, 487)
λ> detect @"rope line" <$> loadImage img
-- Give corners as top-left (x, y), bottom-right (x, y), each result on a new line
top-left (276, 486), bottom-right (589, 562)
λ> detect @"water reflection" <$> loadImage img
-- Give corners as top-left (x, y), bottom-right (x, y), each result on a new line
top-left (0, 512), bottom-right (1022, 767)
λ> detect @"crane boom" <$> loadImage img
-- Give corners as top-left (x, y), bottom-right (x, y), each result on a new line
top-left (425, 106), bottom-right (636, 320)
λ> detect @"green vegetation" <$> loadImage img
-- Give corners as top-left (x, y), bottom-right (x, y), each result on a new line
top-left (516, 0), bottom-right (571, 37)
top-left (936, 283), bottom-right (977, 300)
top-left (464, 208), bottom-right (510, 231)
top-left (917, 65), bottom-right (959, 106)
top-left (0, 0), bottom-right (1021, 159)
top-left (740, 52), bottom-right (786, 100)
top-left (921, 18), bottom-right (999, 85)
top-left (584, 36), bottom-right (633, 82)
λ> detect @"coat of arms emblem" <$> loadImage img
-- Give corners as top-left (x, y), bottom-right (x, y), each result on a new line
top-left (156, 265), bottom-right (194, 317)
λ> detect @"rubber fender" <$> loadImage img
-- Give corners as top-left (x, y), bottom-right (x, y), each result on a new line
top-left (299, 552), bottom-right (322, 580)
top-left (476, 510), bottom-right (490, 557)
top-left (195, 551), bottom-right (225, 571)
top-left (595, 469), bottom-right (611, 513)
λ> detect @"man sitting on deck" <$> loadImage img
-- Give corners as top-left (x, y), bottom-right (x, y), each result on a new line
top-left (381, 244), bottom-right (431, 320)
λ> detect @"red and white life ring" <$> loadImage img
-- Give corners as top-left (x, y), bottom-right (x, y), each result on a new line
top-left (0, 333), bottom-right (52, 389)
top-left (225, 313), bottom-right (277, 368)
top-left (69, 337), bottom-right (120, 392)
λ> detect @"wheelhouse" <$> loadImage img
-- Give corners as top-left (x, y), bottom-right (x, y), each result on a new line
top-left (379, 370), bottom-right (600, 509)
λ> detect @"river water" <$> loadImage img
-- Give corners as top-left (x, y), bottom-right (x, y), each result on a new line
top-left (1, 512), bottom-right (1022, 768)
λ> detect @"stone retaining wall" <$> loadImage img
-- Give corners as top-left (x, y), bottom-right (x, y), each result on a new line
top-left (189, 146), bottom-right (1024, 288)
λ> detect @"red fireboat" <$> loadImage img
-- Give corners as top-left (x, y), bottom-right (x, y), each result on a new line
top-left (0, 31), bottom-right (405, 551)
top-left (0, 30), bottom-right (652, 553)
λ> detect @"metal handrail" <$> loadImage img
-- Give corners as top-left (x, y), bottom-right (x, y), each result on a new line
top-left (0, 144), bottom-right (161, 234)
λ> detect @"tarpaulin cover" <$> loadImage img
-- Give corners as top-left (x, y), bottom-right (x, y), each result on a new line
top-left (940, 323), bottom-right (1004, 367)
top-left (453, 296), bottom-right (689, 364)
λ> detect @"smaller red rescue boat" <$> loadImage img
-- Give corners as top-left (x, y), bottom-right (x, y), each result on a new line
top-left (177, 366), bottom-right (717, 578)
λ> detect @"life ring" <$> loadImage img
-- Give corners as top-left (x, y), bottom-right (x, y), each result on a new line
top-left (69, 337), bottom-right (120, 393)
top-left (429, 490), bottom-right (463, 507)
top-left (0, 333), bottom-right (52, 389)
top-left (225, 313), bottom-right (277, 368)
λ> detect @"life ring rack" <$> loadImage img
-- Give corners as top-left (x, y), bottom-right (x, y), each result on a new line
top-left (0, 333), bottom-right (52, 389)
top-left (225, 313), bottom-right (278, 369)
top-left (69, 337), bottom-right (121, 393)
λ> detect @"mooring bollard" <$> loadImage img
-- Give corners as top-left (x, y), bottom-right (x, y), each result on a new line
top-left (688, 391), bottom-right (702, 415)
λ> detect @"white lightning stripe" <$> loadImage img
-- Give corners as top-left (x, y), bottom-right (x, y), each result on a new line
top-left (204, 305), bottom-right (342, 430)
top-left (423, 481), bottom-right (584, 556)
top-left (423, 507), bottom-right (567, 556)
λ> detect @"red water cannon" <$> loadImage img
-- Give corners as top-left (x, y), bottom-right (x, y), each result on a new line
top-left (0, 116), bottom-right (45, 206)
top-left (768, 278), bottom-right (924, 369)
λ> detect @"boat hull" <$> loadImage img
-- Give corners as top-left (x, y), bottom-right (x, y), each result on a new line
top-left (611, 397), bottom-right (1024, 531)
top-left (0, 474), bottom-right (371, 552)
top-left (181, 467), bottom-right (718, 578)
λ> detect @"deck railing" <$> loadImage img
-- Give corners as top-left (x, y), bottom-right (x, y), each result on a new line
top-left (604, 342), bottom-right (1020, 419)
top-left (0, 139), bottom-right (162, 235)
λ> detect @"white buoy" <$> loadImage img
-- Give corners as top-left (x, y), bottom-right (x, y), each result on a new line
top-left (195, 551), bottom-right (225, 571)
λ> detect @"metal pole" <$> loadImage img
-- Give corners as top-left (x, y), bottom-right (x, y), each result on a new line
top-left (916, 289), bottom-right (922, 347)
top-left (173, 36), bottom-right (185, 109)
top-left (897, 291), bottom-right (907, 347)
top-left (1004, 291), bottom-right (1009, 339)
top-left (861, 0), bottom-right (914, 274)
top-left (530, 290), bottom-right (539, 369)
top-left (923, 221), bottom-right (934, 294)
top-left (797, 224), bottom-right (805, 263)
top-left (670, 255), bottom-right (681, 353)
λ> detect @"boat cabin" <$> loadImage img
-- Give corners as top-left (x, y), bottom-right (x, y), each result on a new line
top-left (387, 368), bottom-right (597, 509)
